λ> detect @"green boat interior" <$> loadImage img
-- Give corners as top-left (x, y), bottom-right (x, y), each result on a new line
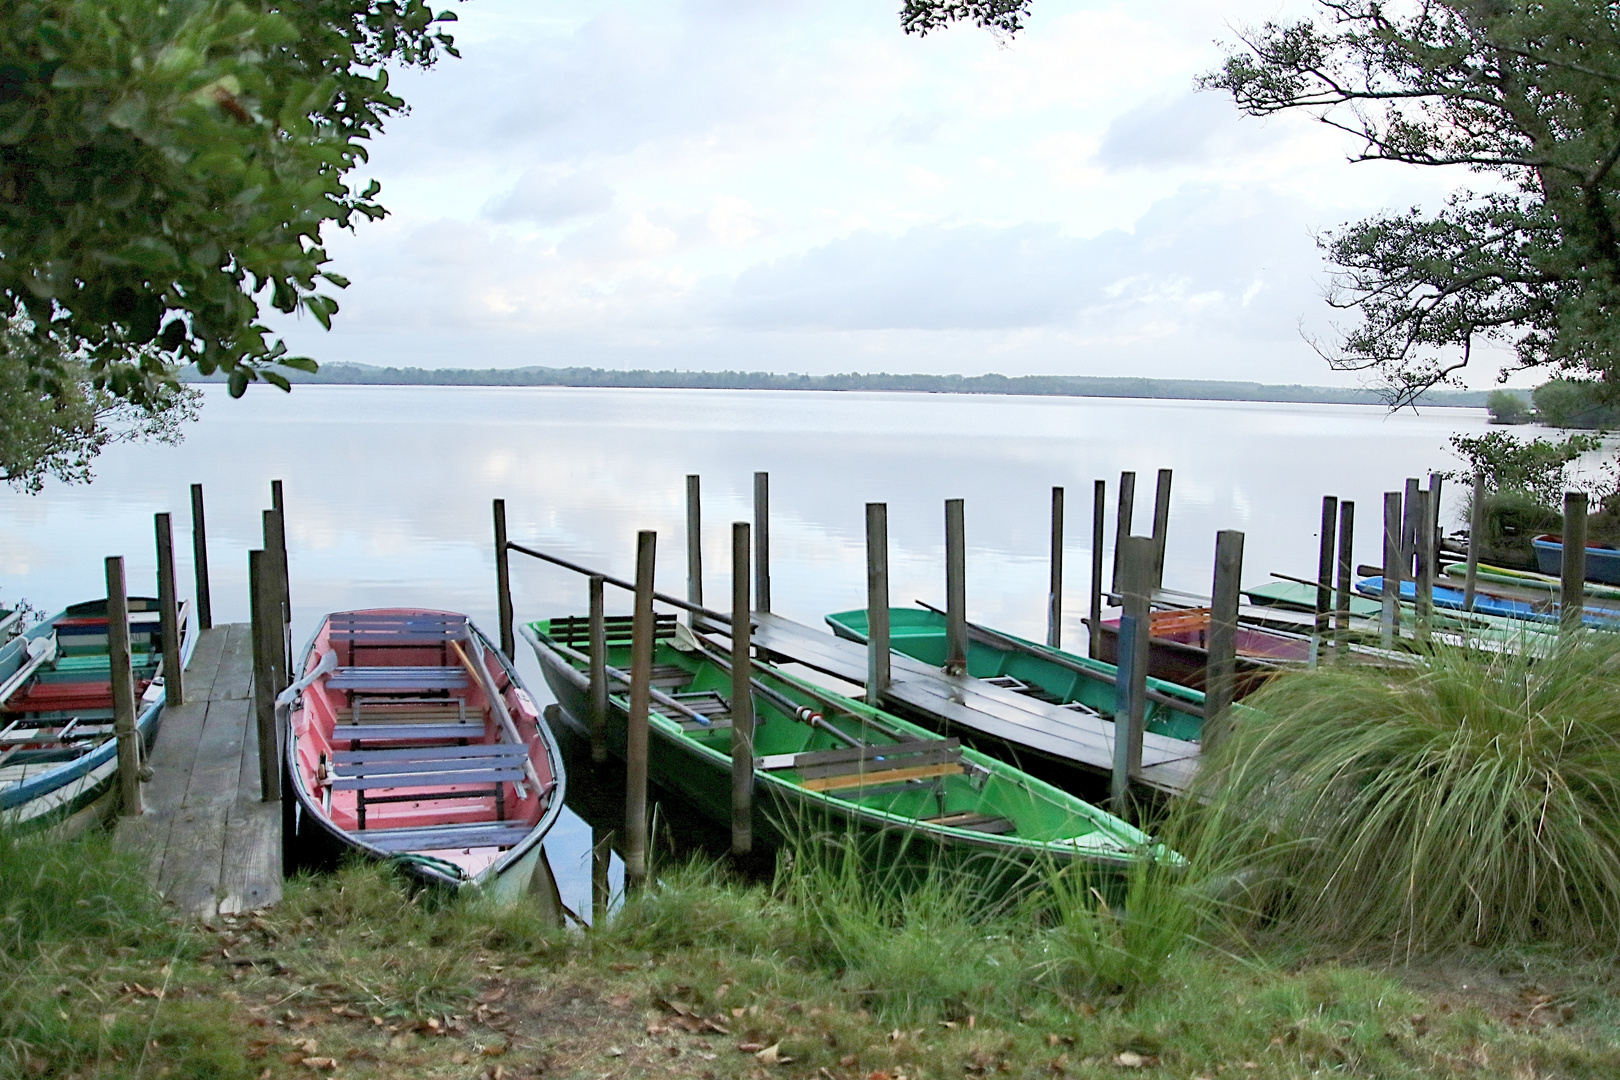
top-left (537, 616), bottom-right (1130, 848)
top-left (824, 607), bottom-right (1205, 744)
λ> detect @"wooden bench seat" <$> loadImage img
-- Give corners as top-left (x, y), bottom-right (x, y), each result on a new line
top-left (550, 612), bottom-right (677, 649)
top-left (331, 722), bottom-right (485, 744)
top-left (325, 742), bottom-right (531, 828)
top-left (328, 613), bottom-right (469, 646)
top-left (328, 666), bottom-right (468, 691)
top-left (760, 738), bottom-right (964, 793)
top-left (356, 821), bottom-right (534, 853)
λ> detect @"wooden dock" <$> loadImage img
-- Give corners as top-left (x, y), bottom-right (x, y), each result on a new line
top-left (748, 612), bottom-right (1199, 795)
top-left (117, 624), bottom-right (282, 917)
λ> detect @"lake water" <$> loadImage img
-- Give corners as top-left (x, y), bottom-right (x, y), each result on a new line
top-left (1, 385), bottom-right (1493, 911)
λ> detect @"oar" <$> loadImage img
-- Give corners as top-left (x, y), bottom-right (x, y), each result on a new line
top-left (913, 601), bottom-right (1206, 719)
top-left (0, 634), bottom-right (58, 706)
top-left (449, 638), bottom-right (546, 798)
top-left (674, 626), bottom-right (864, 749)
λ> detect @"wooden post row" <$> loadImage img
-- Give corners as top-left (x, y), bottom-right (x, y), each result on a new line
top-left (248, 550), bottom-right (282, 802)
top-left (154, 512), bottom-right (184, 708)
top-left (1203, 530), bottom-right (1244, 752)
top-left (1463, 474), bottom-right (1485, 612)
top-left (753, 472), bottom-right (771, 614)
top-left (623, 530), bottom-right (657, 890)
top-left (1314, 497), bottom-right (1338, 654)
top-left (190, 483), bottom-right (212, 631)
top-left (944, 498), bottom-right (967, 676)
top-left (1413, 488), bottom-right (1433, 642)
top-left (1047, 486), bottom-right (1064, 650)
top-left (494, 499), bottom-right (515, 660)
top-left (105, 556), bottom-right (143, 817)
top-left (1563, 492), bottom-right (1589, 638)
top-left (1088, 480), bottom-right (1105, 661)
top-left (730, 521), bottom-right (755, 857)
top-left (1334, 501), bottom-right (1355, 645)
top-left (866, 503), bottom-right (890, 704)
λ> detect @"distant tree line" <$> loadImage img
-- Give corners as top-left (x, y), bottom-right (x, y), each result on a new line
top-left (180, 362), bottom-right (1495, 407)
top-left (1487, 381), bottom-right (1620, 429)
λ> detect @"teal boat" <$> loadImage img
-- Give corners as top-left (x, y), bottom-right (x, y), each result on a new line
top-left (824, 606), bottom-right (1207, 745)
top-left (523, 617), bottom-right (1172, 876)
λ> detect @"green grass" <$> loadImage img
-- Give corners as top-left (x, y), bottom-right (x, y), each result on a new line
top-left (1181, 633), bottom-right (1620, 950)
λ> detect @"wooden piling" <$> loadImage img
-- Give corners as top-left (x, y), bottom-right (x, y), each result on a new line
top-left (686, 475), bottom-right (704, 622)
top-left (1314, 496), bottom-right (1339, 654)
top-left (1111, 536), bottom-right (1153, 814)
top-left (623, 530), bottom-right (657, 890)
top-left (262, 507), bottom-right (291, 677)
top-left (588, 575), bottom-right (609, 763)
top-left (753, 472), bottom-right (771, 613)
top-left (494, 499), bottom-right (515, 659)
top-left (190, 483), bottom-right (212, 631)
top-left (1150, 468), bottom-right (1172, 588)
top-left (1428, 472), bottom-right (1444, 569)
top-left (1413, 489), bottom-right (1434, 643)
top-left (1047, 486), bottom-right (1064, 649)
top-left (1402, 477), bottom-right (1421, 578)
top-left (248, 550), bottom-right (282, 802)
top-left (154, 512), bottom-right (185, 708)
top-left (1089, 480), bottom-right (1105, 660)
top-left (1334, 501), bottom-right (1355, 647)
top-left (105, 556), bottom-right (143, 817)
top-left (1562, 492), bottom-right (1588, 639)
top-left (1381, 491), bottom-right (1403, 649)
top-left (271, 478), bottom-right (283, 515)
top-left (944, 498), bottom-right (967, 676)
top-left (1463, 473), bottom-right (1485, 612)
top-left (1111, 471), bottom-right (1135, 593)
top-left (730, 521), bottom-right (755, 857)
top-left (865, 503), bottom-right (891, 705)
top-left (591, 824), bottom-right (612, 925)
top-left (1204, 530), bottom-right (1245, 752)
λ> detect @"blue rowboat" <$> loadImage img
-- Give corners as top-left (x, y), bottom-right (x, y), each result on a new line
top-left (1354, 576), bottom-right (1620, 630)
top-left (1532, 535), bottom-right (1620, 585)
top-left (1, 598), bottom-right (195, 829)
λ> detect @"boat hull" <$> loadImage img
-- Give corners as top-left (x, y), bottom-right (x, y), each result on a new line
top-left (1087, 618), bottom-right (1283, 698)
top-left (1532, 535), bottom-right (1620, 585)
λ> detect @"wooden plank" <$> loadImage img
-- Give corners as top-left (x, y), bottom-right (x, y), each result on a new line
top-left (215, 623), bottom-right (255, 701)
top-left (160, 694), bottom-right (251, 915)
top-left (800, 762), bottom-right (963, 792)
top-left (217, 801), bottom-right (281, 914)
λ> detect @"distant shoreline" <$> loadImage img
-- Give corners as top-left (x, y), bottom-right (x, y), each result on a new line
top-left (182, 362), bottom-right (1490, 408)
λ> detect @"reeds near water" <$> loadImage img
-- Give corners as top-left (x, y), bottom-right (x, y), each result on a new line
top-left (1182, 634), bottom-right (1620, 950)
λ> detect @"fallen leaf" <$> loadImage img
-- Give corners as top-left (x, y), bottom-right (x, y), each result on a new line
top-left (293, 1038), bottom-right (318, 1054)
top-left (738, 1042), bottom-right (768, 1053)
top-left (648, 1022), bottom-right (671, 1036)
top-left (732, 1007), bottom-right (746, 1018)
top-left (1114, 1051), bottom-right (1145, 1068)
top-left (609, 963), bottom-right (637, 972)
top-left (840, 1054), bottom-right (858, 1067)
top-left (606, 1046), bottom-right (623, 1058)
top-left (756, 1043), bottom-right (793, 1065)
top-left (660, 998), bottom-right (697, 1017)
top-left (716, 983), bottom-right (731, 1000)
top-left (299, 1057), bottom-right (338, 1070)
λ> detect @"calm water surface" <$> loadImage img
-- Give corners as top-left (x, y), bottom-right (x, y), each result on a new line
top-left (0, 385), bottom-right (1492, 910)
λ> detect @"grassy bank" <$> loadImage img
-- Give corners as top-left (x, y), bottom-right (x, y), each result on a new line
top-left (5, 823), bottom-right (1620, 1080)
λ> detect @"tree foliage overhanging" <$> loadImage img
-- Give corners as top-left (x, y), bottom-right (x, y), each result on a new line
top-left (0, 0), bottom-right (458, 409)
top-left (1203, 1), bottom-right (1620, 406)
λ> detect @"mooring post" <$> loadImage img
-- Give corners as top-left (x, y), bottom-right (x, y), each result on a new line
top-left (248, 550), bottom-right (282, 802)
top-left (154, 512), bottom-right (185, 708)
top-left (1428, 472), bottom-right (1444, 569)
top-left (105, 556), bottom-right (143, 816)
top-left (1204, 529), bottom-right (1245, 753)
top-left (189, 483), bottom-right (212, 631)
top-left (1111, 536), bottom-right (1153, 815)
top-left (1048, 486), bottom-right (1064, 649)
top-left (623, 530), bottom-right (656, 891)
top-left (1313, 496), bottom-right (1338, 664)
top-left (1150, 468), bottom-right (1173, 588)
top-left (1334, 501), bottom-right (1355, 652)
top-left (1562, 491), bottom-right (1589, 639)
top-left (1463, 473), bottom-right (1485, 612)
top-left (493, 499), bottom-right (515, 659)
top-left (944, 498), bottom-right (967, 676)
top-left (1089, 480), bottom-right (1106, 659)
top-left (588, 574), bottom-right (608, 763)
top-left (753, 471), bottom-right (771, 613)
top-left (591, 823), bottom-right (612, 926)
top-left (1111, 471), bottom-right (1136, 593)
top-left (1413, 489), bottom-right (1434, 644)
top-left (686, 475), bottom-right (703, 625)
top-left (865, 502), bottom-right (891, 705)
top-left (730, 521), bottom-right (755, 857)
top-left (1381, 491), bottom-right (1403, 649)
top-left (270, 480), bottom-right (290, 627)
top-left (1402, 477), bottom-right (1421, 579)
top-left (263, 507), bottom-right (291, 679)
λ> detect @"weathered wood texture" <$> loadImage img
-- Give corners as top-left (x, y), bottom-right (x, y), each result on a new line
top-left (116, 624), bottom-right (282, 918)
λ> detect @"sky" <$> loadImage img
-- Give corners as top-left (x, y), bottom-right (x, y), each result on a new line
top-left (266, 0), bottom-right (1491, 386)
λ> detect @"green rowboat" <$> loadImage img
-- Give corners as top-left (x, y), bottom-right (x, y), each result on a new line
top-left (824, 607), bottom-right (1208, 745)
top-left (523, 617), bottom-right (1172, 875)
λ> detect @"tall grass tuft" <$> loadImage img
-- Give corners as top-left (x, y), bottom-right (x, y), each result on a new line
top-left (1186, 635), bottom-right (1620, 950)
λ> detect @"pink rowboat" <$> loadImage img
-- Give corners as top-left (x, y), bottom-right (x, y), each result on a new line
top-left (282, 609), bottom-right (565, 897)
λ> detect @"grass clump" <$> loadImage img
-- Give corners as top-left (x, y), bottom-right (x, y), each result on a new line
top-left (1186, 634), bottom-right (1620, 950)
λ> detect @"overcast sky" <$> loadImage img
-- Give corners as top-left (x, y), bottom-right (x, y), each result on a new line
top-left (268, 0), bottom-right (1486, 386)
